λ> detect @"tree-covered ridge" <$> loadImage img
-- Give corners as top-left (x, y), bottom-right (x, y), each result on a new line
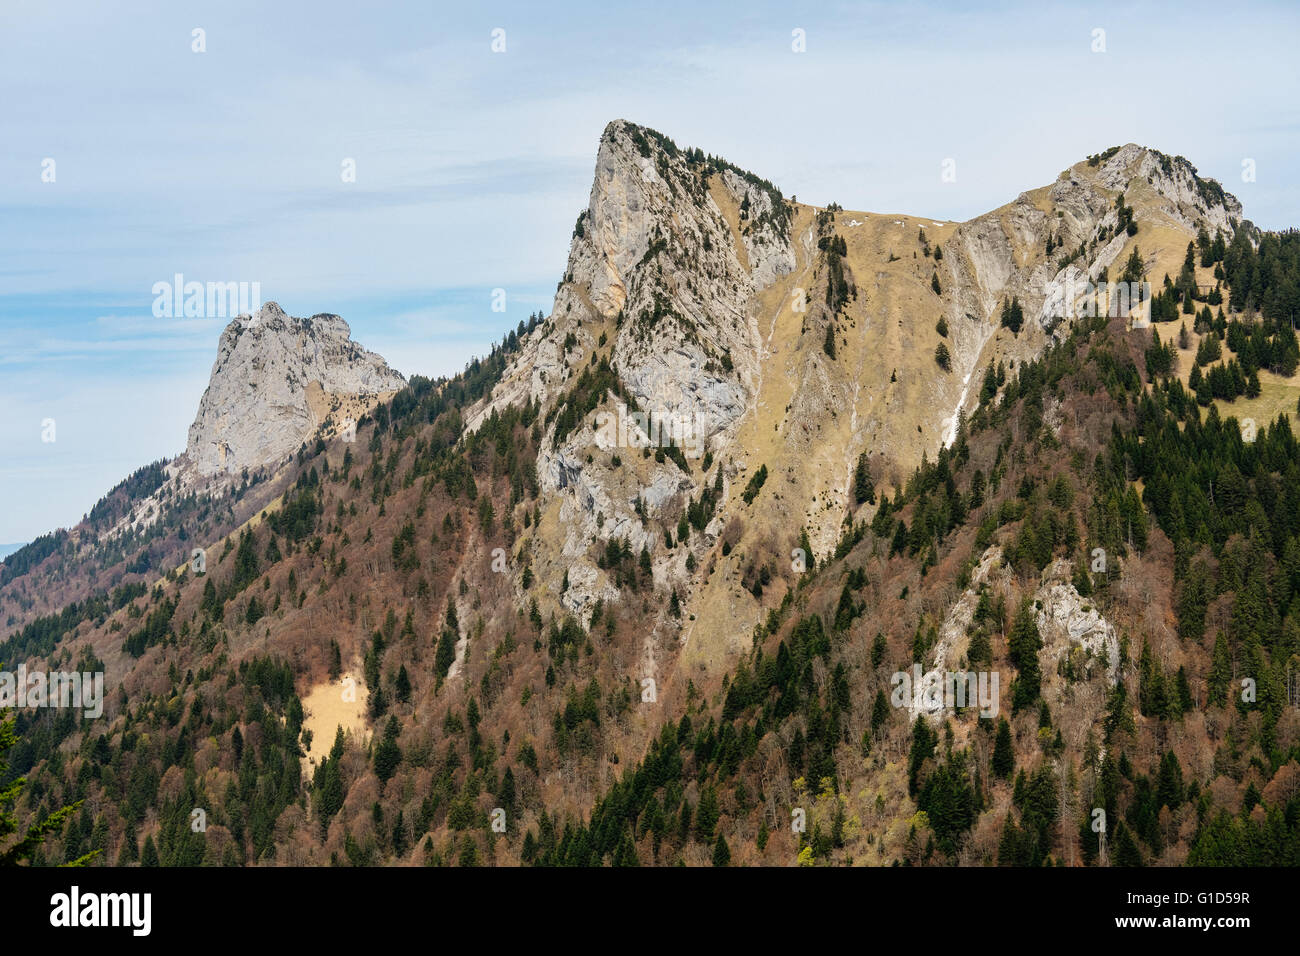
top-left (1, 461), bottom-right (168, 592)
top-left (85, 459), bottom-right (169, 531)
top-left (2, 314), bottom-right (555, 867)
top-left (0, 531), bottom-right (68, 589)
top-left (8, 265), bottom-right (1300, 867)
top-left (1, 312), bottom-right (549, 638)
top-left (522, 313), bottom-right (1300, 866)
top-left (0, 582), bottom-right (145, 665)
top-left (1220, 228), bottom-right (1300, 323)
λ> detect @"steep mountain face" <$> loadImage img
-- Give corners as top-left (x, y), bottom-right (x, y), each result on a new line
top-left (0, 302), bottom-right (405, 634)
top-left (469, 121), bottom-right (1244, 679)
top-left (469, 122), bottom-right (800, 640)
top-left (11, 120), bottom-right (1300, 872)
top-left (185, 302), bottom-right (407, 478)
top-left (472, 122), bottom-right (794, 436)
top-left (936, 144), bottom-right (1241, 443)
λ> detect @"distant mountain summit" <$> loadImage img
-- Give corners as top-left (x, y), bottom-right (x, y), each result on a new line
top-left (183, 301), bottom-right (406, 477)
top-left (7, 119), bottom-right (1298, 872)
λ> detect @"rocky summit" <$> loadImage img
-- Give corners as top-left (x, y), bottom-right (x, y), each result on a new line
top-left (184, 302), bottom-right (406, 478)
top-left (5, 119), bottom-right (1299, 873)
top-left (471, 121), bottom-right (1243, 672)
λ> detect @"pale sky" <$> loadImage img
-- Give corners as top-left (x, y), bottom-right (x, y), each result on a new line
top-left (2, 0), bottom-right (1298, 542)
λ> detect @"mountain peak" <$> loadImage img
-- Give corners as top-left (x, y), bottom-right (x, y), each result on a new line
top-left (1065, 143), bottom-right (1242, 233)
top-left (250, 299), bottom-right (287, 322)
top-left (184, 305), bottom-right (405, 477)
top-left (466, 121), bottom-right (1255, 637)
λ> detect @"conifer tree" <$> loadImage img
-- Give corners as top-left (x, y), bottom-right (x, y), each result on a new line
top-left (997, 812), bottom-right (1023, 866)
top-left (853, 452), bottom-right (875, 505)
top-left (435, 626), bottom-right (457, 680)
top-left (0, 714), bottom-right (98, 866)
top-left (871, 689), bottom-right (891, 738)
top-left (991, 717), bottom-right (1015, 779)
top-left (695, 786), bottom-right (719, 843)
top-left (1007, 601), bottom-right (1043, 712)
top-left (141, 834), bottom-right (159, 867)
top-left (712, 833), bottom-right (731, 866)
top-left (374, 716), bottom-right (402, 783)
top-left (1113, 820), bottom-right (1144, 866)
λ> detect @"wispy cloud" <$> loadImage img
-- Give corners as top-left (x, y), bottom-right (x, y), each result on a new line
top-left (1, 0), bottom-right (1298, 541)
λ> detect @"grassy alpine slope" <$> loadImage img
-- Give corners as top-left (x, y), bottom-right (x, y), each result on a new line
top-left (4, 126), bottom-right (1300, 868)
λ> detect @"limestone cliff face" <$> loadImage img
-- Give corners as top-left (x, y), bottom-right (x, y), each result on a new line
top-left (185, 302), bottom-right (406, 477)
top-left (911, 548), bottom-right (1120, 731)
top-left (467, 123), bottom-right (1242, 673)
top-left (1095, 144), bottom-right (1242, 234)
top-left (470, 120), bottom-right (797, 618)
top-left (936, 144), bottom-right (1244, 447)
top-left (474, 119), bottom-right (794, 447)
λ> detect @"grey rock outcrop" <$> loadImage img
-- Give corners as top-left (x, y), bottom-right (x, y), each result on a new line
top-left (472, 119), bottom-right (794, 449)
top-left (936, 144), bottom-right (1242, 447)
top-left (464, 123), bottom-right (1243, 651)
top-left (470, 120), bottom-right (795, 620)
top-left (184, 302), bottom-right (405, 477)
top-left (1034, 558), bottom-right (1120, 687)
top-left (910, 545), bottom-right (1012, 722)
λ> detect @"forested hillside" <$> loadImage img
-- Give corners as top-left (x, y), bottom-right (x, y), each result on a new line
top-left (4, 131), bottom-right (1300, 869)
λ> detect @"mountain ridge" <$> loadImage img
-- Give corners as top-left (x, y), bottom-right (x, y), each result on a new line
top-left (6, 120), bottom-right (1299, 871)
top-left (466, 120), bottom-right (1244, 677)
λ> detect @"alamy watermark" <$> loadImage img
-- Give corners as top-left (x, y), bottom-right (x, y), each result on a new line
top-left (1043, 279), bottom-right (1151, 322)
top-left (50, 886), bottom-right (150, 936)
top-left (0, 665), bottom-right (104, 718)
top-left (594, 402), bottom-right (704, 459)
top-left (891, 664), bottom-right (1000, 718)
top-left (152, 273), bottom-right (261, 318)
